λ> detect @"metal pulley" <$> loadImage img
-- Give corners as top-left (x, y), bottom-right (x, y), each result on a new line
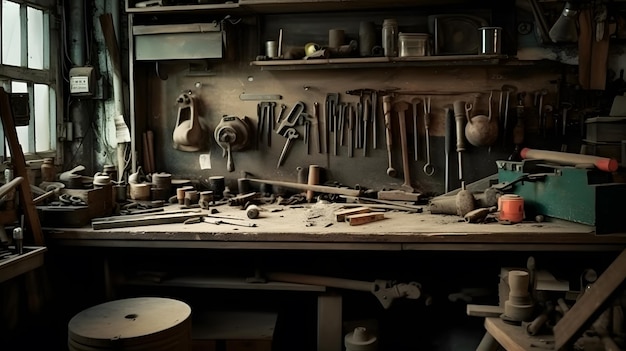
top-left (214, 116), bottom-right (253, 172)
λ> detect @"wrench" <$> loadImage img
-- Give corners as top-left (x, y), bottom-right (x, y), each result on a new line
top-left (411, 98), bottom-right (421, 161)
top-left (276, 103), bottom-right (287, 127)
top-left (347, 104), bottom-right (355, 158)
top-left (313, 102), bottom-right (321, 153)
top-left (422, 97), bottom-right (434, 176)
top-left (277, 128), bottom-right (299, 168)
top-left (363, 97), bottom-right (370, 157)
top-left (371, 91), bottom-right (378, 149)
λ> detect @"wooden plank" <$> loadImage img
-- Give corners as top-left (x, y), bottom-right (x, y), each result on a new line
top-left (0, 246), bottom-right (47, 283)
top-left (553, 249), bottom-right (626, 350)
top-left (92, 213), bottom-right (202, 230)
top-left (334, 207), bottom-right (370, 222)
top-left (346, 212), bottom-right (385, 226)
top-left (485, 317), bottom-right (548, 351)
top-left (466, 304), bottom-right (503, 318)
top-left (0, 88), bottom-right (44, 245)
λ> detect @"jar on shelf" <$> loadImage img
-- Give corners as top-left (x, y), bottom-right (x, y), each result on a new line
top-left (41, 158), bottom-right (56, 182)
top-left (382, 18), bottom-right (398, 57)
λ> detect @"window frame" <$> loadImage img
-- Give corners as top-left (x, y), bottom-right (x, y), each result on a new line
top-left (0, 0), bottom-right (61, 163)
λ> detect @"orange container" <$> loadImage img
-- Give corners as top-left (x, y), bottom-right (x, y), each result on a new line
top-left (498, 194), bottom-right (524, 223)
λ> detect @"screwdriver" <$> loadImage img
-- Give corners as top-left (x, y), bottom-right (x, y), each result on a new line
top-left (453, 100), bottom-right (467, 182)
top-left (444, 106), bottom-right (453, 193)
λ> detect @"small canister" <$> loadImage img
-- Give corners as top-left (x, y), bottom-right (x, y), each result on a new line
top-left (478, 26), bottom-right (502, 55)
top-left (498, 194), bottom-right (524, 223)
top-left (265, 40), bottom-right (278, 58)
top-left (399, 33), bottom-right (430, 57)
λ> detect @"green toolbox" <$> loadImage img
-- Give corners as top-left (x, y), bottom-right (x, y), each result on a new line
top-left (496, 160), bottom-right (626, 234)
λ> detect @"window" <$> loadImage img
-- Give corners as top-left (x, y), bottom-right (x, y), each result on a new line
top-left (0, 0), bottom-right (58, 157)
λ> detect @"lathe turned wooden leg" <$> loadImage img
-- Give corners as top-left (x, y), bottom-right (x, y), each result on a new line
top-left (317, 292), bottom-right (342, 351)
top-left (476, 331), bottom-right (500, 351)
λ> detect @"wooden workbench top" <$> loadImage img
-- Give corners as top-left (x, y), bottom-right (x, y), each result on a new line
top-left (44, 202), bottom-right (626, 251)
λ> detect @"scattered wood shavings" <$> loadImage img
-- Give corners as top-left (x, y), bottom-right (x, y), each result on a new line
top-left (302, 202), bottom-right (344, 227)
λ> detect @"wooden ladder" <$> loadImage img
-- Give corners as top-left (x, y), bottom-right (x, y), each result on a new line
top-left (0, 87), bottom-right (44, 246)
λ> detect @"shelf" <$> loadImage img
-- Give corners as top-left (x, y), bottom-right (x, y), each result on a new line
top-left (125, 2), bottom-right (240, 14)
top-left (125, 0), bottom-right (494, 15)
top-left (250, 54), bottom-right (508, 70)
top-left (126, 275), bottom-right (327, 292)
top-left (0, 246), bottom-right (46, 283)
top-left (239, 0), bottom-right (474, 13)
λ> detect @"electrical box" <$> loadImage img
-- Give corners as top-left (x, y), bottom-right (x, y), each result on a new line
top-left (69, 66), bottom-right (96, 97)
top-left (9, 93), bottom-right (30, 126)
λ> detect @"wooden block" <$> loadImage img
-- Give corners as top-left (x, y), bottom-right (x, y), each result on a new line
top-left (334, 207), bottom-right (371, 222)
top-left (377, 190), bottom-right (420, 202)
top-left (554, 249), bottom-right (626, 350)
top-left (62, 187), bottom-right (111, 219)
top-left (346, 212), bottom-right (384, 226)
top-left (466, 304), bottom-right (504, 318)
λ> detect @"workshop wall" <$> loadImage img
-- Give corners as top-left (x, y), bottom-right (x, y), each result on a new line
top-left (138, 60), bottom-right (563, 195)
top-left (129, 4), bottom-right (574, 197)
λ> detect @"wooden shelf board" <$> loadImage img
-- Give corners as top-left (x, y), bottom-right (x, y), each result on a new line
top-left (484, 317), bottom-right (553, 351)
top-left (250, 55), bottom-right (507, 70)
top-left (0, 246), bottom-right (47, 283)
top-left (126, 2), bottom-right (240, 14)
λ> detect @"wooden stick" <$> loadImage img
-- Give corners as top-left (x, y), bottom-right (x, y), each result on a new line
top-left (248, 178), bottom-right (361, 197)
top-left (0, 88), bottom-right (44, 245)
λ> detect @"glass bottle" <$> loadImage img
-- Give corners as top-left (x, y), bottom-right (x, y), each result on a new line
top-left (382, 19), bottom-right (398, 57)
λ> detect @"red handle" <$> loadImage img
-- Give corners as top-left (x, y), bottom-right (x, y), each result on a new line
top-left (520, 147), bottom-right (618, 172)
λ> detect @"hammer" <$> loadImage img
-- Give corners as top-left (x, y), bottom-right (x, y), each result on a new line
top-left (33, 185), bottom-right (62, 205)
top-left (393, 101), bottom-right (414, 193)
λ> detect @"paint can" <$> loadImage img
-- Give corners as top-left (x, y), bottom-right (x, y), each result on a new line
top-left (498, 194), bottom-right (524, 223)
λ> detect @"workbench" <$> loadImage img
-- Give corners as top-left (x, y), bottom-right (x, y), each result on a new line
top-left (43, 203), bottom-right (626, 351)
top-left (45, 203), bottom-right (626, 251)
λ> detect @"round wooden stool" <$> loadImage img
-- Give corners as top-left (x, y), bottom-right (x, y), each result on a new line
top-left (68, 297), bottom-right (191, 351)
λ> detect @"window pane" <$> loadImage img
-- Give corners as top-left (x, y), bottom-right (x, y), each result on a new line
top-left (11, 81), bottom-right (29, 153)
top-left (27, 7), bottom-right (44, 69)
top-left (34, 84), bottom-right (50, 152)
top-left (2, 1), bottom-right (21, 66)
